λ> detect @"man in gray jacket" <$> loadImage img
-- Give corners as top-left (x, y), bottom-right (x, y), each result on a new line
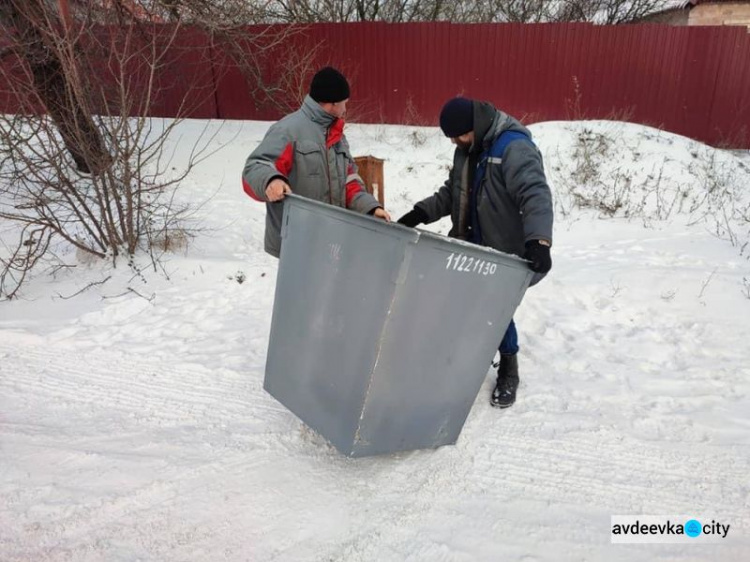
top-left (243, 67), bottom-right (390, 257)
top-left (397, 97), bottom-right (553, 409)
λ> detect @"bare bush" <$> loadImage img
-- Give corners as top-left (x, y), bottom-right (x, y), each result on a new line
top-left (686, 150), bottom-right (750, 258)
top-left (554, 124), bottom-right (690, 223)
top-left (0, 1), bottom-right (299, 298)
top-left (552, 121), bottom-right (750, 268)
top-left (0, 27), bottom-right (222, 298)
top-left (563, 127), bottom-right (639, 217)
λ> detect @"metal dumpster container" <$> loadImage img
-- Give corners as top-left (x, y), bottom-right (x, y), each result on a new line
top-left (264, 194), bottom-right (533, 457)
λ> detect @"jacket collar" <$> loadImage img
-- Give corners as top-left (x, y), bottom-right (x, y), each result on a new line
top-left (481, 105), bottom-right (533, 151)
top-left (301, 95), bottom-right (337, 128)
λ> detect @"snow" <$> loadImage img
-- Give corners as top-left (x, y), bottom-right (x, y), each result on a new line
top-left (1, 117), bottom-right (749, 561)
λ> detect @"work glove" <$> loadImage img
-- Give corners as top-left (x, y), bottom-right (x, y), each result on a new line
top-left (524, 240), bottom-right (552, 274)
top-left (397, 207), bottom-right (428, 228)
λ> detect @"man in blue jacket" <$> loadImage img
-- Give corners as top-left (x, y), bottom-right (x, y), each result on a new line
top-left (398, 97), bottom-right (553, 408)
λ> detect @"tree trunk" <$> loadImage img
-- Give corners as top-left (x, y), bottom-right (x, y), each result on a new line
top-left (3, 0), bottom-right (110, 174)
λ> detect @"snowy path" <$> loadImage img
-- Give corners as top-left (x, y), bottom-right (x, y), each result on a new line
top-left (1, 324), bottom-right (748, 561)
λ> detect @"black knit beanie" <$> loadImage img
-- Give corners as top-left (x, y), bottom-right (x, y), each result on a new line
top-left (309, 67), bottom-right (351, 103)
top-left (439, 97), bottom-right (474, 137)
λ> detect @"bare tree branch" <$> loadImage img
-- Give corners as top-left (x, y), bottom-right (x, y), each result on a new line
top-left (256, 0), bottom-right (674, 23)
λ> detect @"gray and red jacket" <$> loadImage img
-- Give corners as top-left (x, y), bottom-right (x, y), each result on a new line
top-left (242, 95), bottom-right (381, 257)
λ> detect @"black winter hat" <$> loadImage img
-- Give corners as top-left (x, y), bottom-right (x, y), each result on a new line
top-left (439, 97), bottom-right (474, 137)
top-left (309, 67), bottom-right (350, 103)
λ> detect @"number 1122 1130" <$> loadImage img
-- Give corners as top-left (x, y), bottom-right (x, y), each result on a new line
top-left (445, 253), bottom-right (497, 276)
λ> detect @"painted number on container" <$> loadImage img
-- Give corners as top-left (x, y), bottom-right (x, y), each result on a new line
top-left (328, 243), bottom-right (342, 262)
top-left (445, 253), bottom-right (497, 276)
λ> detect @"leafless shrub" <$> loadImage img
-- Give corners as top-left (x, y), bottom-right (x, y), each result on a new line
top-left (686, 150), bottom-right (750, 258)
top-left (409, 129), bottom-right (427, 148)
top-left (0, 2), bottom-right (240, 298)
top-left (565, 76), bottom-right (586, 121)
top-left (0, 0), bottom-right (317, 299)
top-left (554, 124), bottom-right (691, 223)
top-left (149, 227), bottom-right (191, 254)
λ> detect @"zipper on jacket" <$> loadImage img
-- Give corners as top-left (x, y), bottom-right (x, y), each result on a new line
top-left (326, 150), bottom-right (333, 205)
top-left (325, 126), bottom-right (332, 204)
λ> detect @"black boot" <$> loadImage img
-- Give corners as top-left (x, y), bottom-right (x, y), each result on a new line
top-left (491, 354), bottom-right (519, 408)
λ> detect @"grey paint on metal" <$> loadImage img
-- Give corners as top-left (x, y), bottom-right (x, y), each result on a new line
top-left (264, 194), bottom-right (533, 457)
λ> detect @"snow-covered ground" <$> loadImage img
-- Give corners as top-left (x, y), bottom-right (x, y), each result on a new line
top-left (1, 118), bottom-right (749, 561)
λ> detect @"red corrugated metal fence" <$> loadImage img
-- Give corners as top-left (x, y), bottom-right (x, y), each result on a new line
top-left (2, 22), bottom-right (749, 147)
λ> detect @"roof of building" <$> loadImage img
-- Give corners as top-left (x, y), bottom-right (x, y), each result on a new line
top-left (652, 0), bottom-right (748, 16)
